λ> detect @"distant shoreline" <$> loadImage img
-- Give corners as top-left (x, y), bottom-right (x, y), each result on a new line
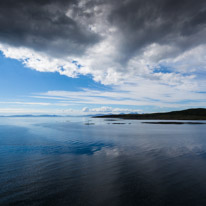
top-left (142, 122), bottom-right (206, 125)
top-left (93, 108), bottom-right (206, 120)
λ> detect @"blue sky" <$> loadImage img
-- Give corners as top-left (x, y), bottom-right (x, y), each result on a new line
top-left (0, 0), bottom-right (206, 115)
top-left (0, 51), bottom-right (139, 114)
top-left (0, 51), bottom-right (157, 115)
top-left (0, 50), bottom-right (205, 115)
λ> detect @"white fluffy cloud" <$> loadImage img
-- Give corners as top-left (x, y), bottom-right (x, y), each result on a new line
top-left (82, 106), bottom-right (140, 114)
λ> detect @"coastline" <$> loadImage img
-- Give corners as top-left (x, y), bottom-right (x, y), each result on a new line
top-left (93, 108), bottom-right (206, 120)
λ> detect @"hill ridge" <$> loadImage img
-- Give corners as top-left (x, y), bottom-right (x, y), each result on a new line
top-left (94, 108), bottom-right (206, 120)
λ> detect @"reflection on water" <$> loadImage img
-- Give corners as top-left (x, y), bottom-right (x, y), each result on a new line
top-left (0, 117), bottom-right (206, 205)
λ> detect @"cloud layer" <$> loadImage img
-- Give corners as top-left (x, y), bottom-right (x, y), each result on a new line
top-left (0, 0), bottom-right (206, 107)
top-left (0, 0), bottom-right (100, 57)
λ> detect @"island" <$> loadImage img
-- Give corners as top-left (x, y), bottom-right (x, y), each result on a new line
top-left (93, 108), bottom-right (206, 120)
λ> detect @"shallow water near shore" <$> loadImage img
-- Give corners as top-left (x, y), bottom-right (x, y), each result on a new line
top-left (1, 117), bottom-right (206, 206)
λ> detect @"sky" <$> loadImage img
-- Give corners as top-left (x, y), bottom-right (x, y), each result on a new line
top-left (0, 0), bottom-right (206, 115)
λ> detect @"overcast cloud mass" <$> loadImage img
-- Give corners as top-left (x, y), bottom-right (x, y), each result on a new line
top-left (0, 0), bottom-right (206, 111)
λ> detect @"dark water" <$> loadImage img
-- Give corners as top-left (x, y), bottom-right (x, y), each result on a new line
top-left (0, 117), bottom-right (206, 206)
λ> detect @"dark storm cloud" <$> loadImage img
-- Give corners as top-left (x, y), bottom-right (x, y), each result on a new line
top-left (0, 0), bottom-right (100, 57)
top-left (0, 0), bottom-right (206, 60)
top-left (108, 0), bottom-right (206, 61)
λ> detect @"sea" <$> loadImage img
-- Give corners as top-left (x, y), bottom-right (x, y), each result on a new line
top-left (0, 117), bottom-right (206, 206)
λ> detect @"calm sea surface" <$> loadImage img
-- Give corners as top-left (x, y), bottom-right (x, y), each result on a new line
top-left (0, 117), bottom-right (206, 206)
